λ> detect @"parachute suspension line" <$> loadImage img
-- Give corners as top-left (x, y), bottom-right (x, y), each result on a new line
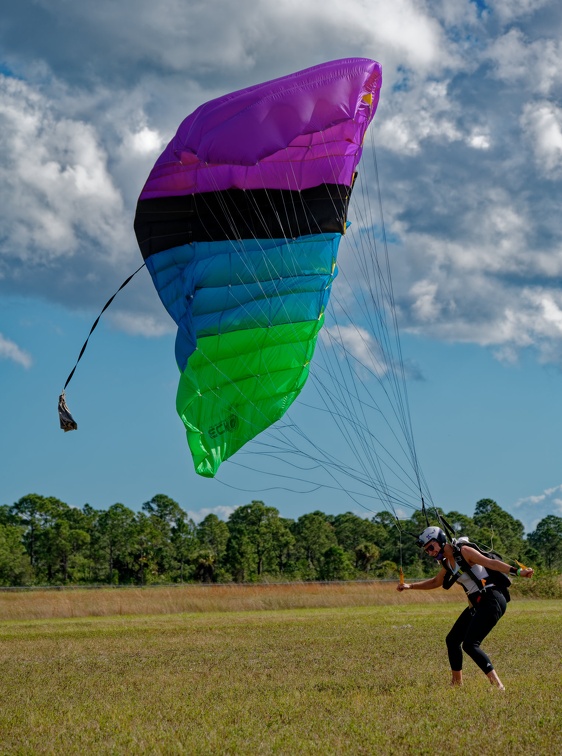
top-left (228, 454), bottom-right (422, 513)
top-left (324, 134), bottom-right (427, 517)
top-left (258, 403), bottom-right (424, 511)
top-left (370, 144), bottom-right (413, 441)
top-left (202, 127), bottom-right (430, 519)
top-left (315, 128), bottom-right (429, 517)
top-left (283, 138), bottom-right (417, 513)
top-left (188, 202), bottom-right (418, 521)
top-left (312, 312), bottom-right (417, 512)
top-left (307, 130), bottom-right (415, 513)
top-left (370, 133), bottom-right (432, 509)
top-left (304, 129), bottom-right (430, 516)
top-left (308, 320), bottom-right (389, 499)
top-left (364, 172), bottom-right (419, 494)
top-left (58, 261), bottom-right (146, 432)
top-left (219, 457), bottom-right (416, 520)
top-left (398, 527), bottom-right (405, 586)
top-left (317, 287), bottom-right (425, 498)
top-left (420, 493), bottom-right (457, 541)
top-left (343, 138), bottom-right (425, 511)
top-left (193, 187), bottom-right (415, 517)
top-left (307, 339), bottom-right (425, 508)
top-left (437, 511), bottom-right (457, 541)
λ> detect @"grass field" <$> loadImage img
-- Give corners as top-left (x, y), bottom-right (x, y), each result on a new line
top-left (0, 590), bottom-right (560, 754)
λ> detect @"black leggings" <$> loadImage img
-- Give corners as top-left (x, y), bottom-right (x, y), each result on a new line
top-left (446, 589), bottom-right (507, 674)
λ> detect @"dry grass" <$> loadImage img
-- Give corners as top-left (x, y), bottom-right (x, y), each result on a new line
top-left (0, 580), bottom-right (464, 621)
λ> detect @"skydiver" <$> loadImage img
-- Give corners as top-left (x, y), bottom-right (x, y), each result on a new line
top-left (396, 526), bottom-right (534, 690)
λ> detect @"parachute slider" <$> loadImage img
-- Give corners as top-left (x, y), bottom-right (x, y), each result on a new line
top-left (58, 392), bottom-right (78, 432)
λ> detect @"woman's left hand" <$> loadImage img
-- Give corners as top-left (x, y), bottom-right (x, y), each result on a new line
top-left (520, 567), bottom-right (534, 578)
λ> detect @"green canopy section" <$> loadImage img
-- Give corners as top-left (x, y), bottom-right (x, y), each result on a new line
top-left (176, 318), bottom-right (324, 477)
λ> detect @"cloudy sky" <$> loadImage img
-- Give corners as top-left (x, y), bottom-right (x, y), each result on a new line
top-left (2, 0), bottom-right (562, 533)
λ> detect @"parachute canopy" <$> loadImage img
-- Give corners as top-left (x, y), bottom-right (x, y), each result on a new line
top-left (134, 58), bottom-right (382, 477)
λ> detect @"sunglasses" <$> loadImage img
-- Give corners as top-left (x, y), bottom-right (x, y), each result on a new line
top-left (424, 542), bottom-right (440, 555)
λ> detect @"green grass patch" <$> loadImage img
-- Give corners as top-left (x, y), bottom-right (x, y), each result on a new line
top-left (0, 601), bottom-right (560, 754)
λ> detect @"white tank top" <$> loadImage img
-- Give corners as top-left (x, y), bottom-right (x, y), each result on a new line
top-left (447, 552), bottom-right (490, 595)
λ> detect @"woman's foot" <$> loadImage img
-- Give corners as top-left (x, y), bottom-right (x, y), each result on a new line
top-left (487, 670), bottom-right (505, 691)
top-left (451, 670), bottom-right (463, 686)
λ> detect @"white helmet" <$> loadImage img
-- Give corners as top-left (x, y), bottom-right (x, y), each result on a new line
top-left (418, 526), bottom-right (447, 548)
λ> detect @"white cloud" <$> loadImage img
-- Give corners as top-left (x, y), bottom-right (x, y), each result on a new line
top-left (492, 345), bottom-right (520, 365)
top-left (513, 483), bottom-right (562, 532)
top-left (126, 127), bottom-right (164, 156)
top-left (488, 29), bottom-right (562, 96)
top-left (11, 0), bottom-right (451, 87)
top-left (406, 284), bottom-right (562, 365)
top-left (322, 324), bottom-right (390, 378)
top-left (401, 202), bottom-right (528, 283)
top-left (108, 311), bottom-right (174, 338)
top-left (308, 0), bottom-right (450, 72)
top-left (0, 74), bottom-right (128, 268)
top-left (468, 132), bottom-right (491, 150)
top-left (0, 333), bottom-right (32, 368)
top-left (410, 279), bottom-right (442, 322)
top-left (377, 81), bottom-right (462, 155)
top-left (491, 0), bottom-right (552, 24)
top-left (521, 101), bottom-right (562, 177)
top-left (431, 0), bottom-right (482, 29)
top-left (540, 293), bottom-right (562, 332)
top-left (187, 505), bottom-right (237, 524)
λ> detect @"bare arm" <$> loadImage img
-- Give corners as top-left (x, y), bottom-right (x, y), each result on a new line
top-left (397, 566), bottom-right (446, 592)
top-left (460, 546), bottom-right (534, 577)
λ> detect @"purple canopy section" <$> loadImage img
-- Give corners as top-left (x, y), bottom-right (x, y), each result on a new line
top-left (140, 58), bottom-right (382, 200)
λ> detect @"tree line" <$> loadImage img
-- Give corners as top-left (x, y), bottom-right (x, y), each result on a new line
top-left (0, 494), bottom-right (561, 587)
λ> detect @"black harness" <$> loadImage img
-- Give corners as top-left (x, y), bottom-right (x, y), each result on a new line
top-left (442, 542), bottom-right (511, 603)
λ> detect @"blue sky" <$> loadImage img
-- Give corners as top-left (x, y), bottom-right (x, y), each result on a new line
top-left (1, 0), bottom-right (562, 533)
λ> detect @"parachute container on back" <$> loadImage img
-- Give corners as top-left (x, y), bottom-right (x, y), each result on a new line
top-left (134, 58), bottom-right (382, 476)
